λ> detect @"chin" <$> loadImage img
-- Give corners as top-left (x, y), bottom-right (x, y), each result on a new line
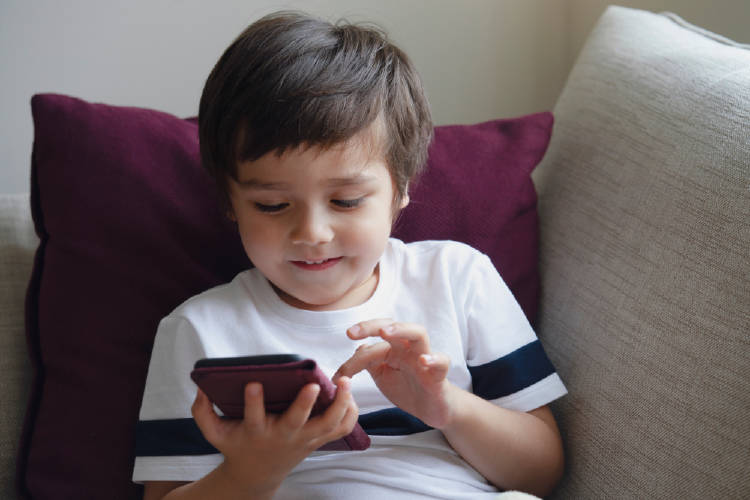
top-left (278, 288), bottom-right (343, 310)
top-left (303, 293), bottom-right (346, 308)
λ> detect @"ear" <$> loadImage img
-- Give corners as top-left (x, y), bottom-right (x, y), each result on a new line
top-left (398, 182), bottom-right (410, 210)
top-left (399, 193), bottom-right (410, 210)
top-left (226, 208), bottom-right (237, 222)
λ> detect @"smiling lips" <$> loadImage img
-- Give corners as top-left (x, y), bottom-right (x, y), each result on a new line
top-left (291, 257), bottom-right (343, 270)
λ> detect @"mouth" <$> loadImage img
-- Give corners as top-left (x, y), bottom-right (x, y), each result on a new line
top-left (290, 257), bottom-right (343, 270)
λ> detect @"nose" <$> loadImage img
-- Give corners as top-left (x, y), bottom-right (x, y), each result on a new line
top-left (290, 206), bottom-right (334, 245)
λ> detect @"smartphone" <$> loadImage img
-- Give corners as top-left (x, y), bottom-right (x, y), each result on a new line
top-left (190, 354), bottom-right (370, 451)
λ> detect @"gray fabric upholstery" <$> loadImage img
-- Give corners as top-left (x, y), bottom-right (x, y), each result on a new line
top-left (0, 194), bottom-right (37, 500)
top-left (533, 6), bottom-right (750, 499)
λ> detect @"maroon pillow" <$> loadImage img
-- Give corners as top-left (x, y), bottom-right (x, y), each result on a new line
top-left (20, 93), bottom-right (552, 499)
top-left (393, 116), bottom-right (550, 323)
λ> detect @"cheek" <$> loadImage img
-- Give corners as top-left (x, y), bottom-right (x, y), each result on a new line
top-left (346, 210), bottom-right (393, 251)
top-left (235, 216), bottom-right (281, 255)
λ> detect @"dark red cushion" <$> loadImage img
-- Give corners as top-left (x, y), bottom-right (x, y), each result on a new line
top-left (20, 93), bottom-right (551, 499)
top-left (393, 116), bottom-right (551, 323)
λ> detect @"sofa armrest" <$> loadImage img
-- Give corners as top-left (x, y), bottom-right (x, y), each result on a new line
top-left (534, 7), bottom-right (750, 498)
top-left (0, 193), bottom-right (38, 499)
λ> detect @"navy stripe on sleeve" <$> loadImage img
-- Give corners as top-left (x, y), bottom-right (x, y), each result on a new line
top-left (135, 418), bottom-right (217, 456)
top-left (135, 407), bottom-right (434, 456)
top-left (359, 408), bottom-right (432, 436)
top-left (468, 339), bottom-right (556, 400)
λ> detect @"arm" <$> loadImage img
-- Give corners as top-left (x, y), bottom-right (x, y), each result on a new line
top-left (142, 377), bottom-right (358, 500)
top-left (335, 320), bottom-right (564, 498)
top-left (440, 393), bottom-right (564, 497)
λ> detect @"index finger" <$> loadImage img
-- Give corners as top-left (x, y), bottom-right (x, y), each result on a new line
top-left (334, 342), bottom-right (390, 380)
top-left (347, 318), bottom-right (394, 340)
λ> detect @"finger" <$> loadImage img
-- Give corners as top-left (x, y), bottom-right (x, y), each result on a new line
top-left (242, 382), bottom-right (266, 431)
top-left (191, 388), bottom-right (223, 445)
top-left (341, 397), bottom-right (360, 433)
top-left (322, 403), bottom-right (360, 449)
top-left (334, 342), bottom-right (390, 380)
top-left (309, 376), bottom-right (352, 430)
top-left (334, 381), bottom-right (360, 435)
top-left (309, 378), bottom-right (359, 446)
top-left (346, 318), bottom-right (394, 340)
top-left (381, 322), bottom-right (430, 353)
top-left (419, 352), bottom-right (451, 383)
top-left (281, 383), bottom-right (320, 429)
top-left (326, 376), bottom-right (353, 422)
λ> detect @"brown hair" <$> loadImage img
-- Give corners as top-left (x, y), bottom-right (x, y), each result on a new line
top-left (198, 11), bottom-right (433, 207)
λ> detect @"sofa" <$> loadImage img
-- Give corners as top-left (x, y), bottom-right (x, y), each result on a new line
top-left (1, 6), bottom-right (748, 499)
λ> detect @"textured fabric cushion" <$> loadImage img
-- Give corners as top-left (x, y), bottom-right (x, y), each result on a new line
top-left (532, 7), bottom-right (750, 499)
top-left (0, 194), bottom-right (37, 500)
top-left (22, 93), bottom-right (551, 499)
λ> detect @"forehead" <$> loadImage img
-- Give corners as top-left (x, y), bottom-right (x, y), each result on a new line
top-left (235, 124), bottom-right (390, 183)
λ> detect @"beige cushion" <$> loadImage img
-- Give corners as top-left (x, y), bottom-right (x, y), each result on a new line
top-left (0, 194), bottom-right (37, 500)
top-left (534, 6), bottom-right (750, 498)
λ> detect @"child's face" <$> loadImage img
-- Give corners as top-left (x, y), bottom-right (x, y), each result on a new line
top-left (227, 133), bottom-right (406, 311)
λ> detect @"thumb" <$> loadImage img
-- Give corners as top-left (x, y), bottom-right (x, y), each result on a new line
top-left (420, 353), bottom-right (450, 383)
top-left (191, 388), bottom-right (224, 446)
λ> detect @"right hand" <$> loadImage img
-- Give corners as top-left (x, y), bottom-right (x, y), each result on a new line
top-left (191, 376), bottom-right (358, 497)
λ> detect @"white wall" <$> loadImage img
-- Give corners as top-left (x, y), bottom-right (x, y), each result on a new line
top-left (1, 1), bottom-right (748, 195)
top-left (2, 0), bottom-right (568, 195)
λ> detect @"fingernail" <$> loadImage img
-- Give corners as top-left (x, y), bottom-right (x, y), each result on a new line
top-left (348, 325), bottom-right (361, 337)
top-left (247, 383), bottom-right (261, 396)
top-left (339, 376), bottom-right (350, 389)
top-left (383, 324), bottom-right (395, 334)
top-left (422, 354), bottom-right (435, 364)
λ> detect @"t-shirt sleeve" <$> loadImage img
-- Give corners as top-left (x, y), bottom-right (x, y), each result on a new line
top-left (132, 314), bottom-right (222, 483)
top-left (462, 252), bottom-right (567, 412)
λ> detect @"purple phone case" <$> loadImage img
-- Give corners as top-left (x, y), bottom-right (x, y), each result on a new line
top-left (190, 358), bottom-right (370, 451)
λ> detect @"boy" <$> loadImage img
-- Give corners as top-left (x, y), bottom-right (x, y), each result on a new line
top-left (133, 11), bottom-right (567, 499)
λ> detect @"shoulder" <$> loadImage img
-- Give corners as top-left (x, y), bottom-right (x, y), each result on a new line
top-left (388, 238), bottom-right (492, 280)
top-left (385, 239), bottom-right (498, 307)
top-left (149, 269), bottom-right (264, 361)
top-left (166, 269), bottom-right (260, 323)
top-left (390, 238), bottom-right (487, 265)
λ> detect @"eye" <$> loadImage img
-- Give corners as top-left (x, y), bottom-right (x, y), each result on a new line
top-left (255, 202), bottom-right (289, 213)
top-left (331, 198), bottom-right (363, 209)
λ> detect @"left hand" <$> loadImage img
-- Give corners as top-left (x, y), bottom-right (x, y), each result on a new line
top-left (333, 318), bottom-right (457, 429)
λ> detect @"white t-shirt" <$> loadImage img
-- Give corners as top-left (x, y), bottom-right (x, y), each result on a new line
top-left (133, 239), bottom-right (567, 498)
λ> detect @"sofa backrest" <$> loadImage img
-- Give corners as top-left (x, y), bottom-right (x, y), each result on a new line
top-left (533, 6), bottom-right (749, 498)
top-left (0, 194), bottom-right (37, 500)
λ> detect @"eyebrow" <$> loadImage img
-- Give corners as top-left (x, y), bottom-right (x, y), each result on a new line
top-left (236, 179), bottom-right (290, 190)
top-left (237, 174), bottom-right (378, 190)
top-left (327, 174), bottom-right (379, 187)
